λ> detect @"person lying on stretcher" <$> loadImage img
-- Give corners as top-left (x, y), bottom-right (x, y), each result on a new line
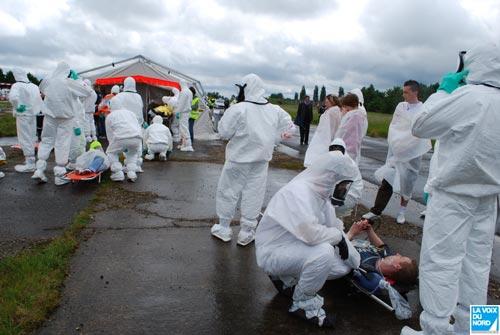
top-left (74, 141), bottom-right (110, 174)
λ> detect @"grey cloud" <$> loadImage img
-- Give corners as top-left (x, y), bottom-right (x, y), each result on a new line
top-left (215, 0), bottom-right (337, 18)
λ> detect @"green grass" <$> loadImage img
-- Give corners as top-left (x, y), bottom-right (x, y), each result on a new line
top-left (0, 183), bottom-right (109, 335)
top-left (278, 101), bottom-right (393, 138)
top-left (0, 101), bottom-right (12, 112)
top-left (0, 113), bottom-right (16, 137)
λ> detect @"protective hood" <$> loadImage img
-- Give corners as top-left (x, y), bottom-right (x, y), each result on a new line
top-left (349, 88), bottom-right (364, 106)
top-left (123, 77), bottom-right (137, 92)
top-left (465, 42), bottom-right (500, 88)
top-left (13, 68), bottom-right (29, 83)
top-left (111, 85), bottom-right (120, 94)
top-left (171, 87), bottom-right (180, 97)
top-left (152, 115), bottom-right (163, 124)
top-left (109, 97), bottom-right (124, 111)
top-left (52, 62), bottom-right (71, 79)
top-left (238, 73), bottom-right (267, 104)
top-left (161, 96), bottom-right (170, 104)
top-left (330, 138), bottom-right (346, 148)
top-left (292, 151), bottom-right (357, 199)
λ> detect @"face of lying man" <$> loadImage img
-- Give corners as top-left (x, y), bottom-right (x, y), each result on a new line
top-left (379, 254), bottom-right (412, 276)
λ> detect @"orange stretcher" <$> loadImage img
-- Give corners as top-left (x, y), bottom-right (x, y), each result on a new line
top-left (65, 170), bottom-right (102, 183)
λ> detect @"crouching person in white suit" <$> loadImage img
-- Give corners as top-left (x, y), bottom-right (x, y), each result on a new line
top-left (144, 115), bottom-right (173, 161)
top-left (255, 151), bottom-right (361, 328)
top-left (105, 99), bottom-right (142, 182)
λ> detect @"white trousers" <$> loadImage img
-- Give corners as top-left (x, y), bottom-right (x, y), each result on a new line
top-left (84, 112), bottom-right (96, 139)
top-left (147, 143), bottom-right (168, 155)
top-left (179, 111), bottom-right (192, 148)
top-left (37, 115), bottom-right (74, 167)
top-left (106, 137), bottom-right (141, 173)
top-left (216, 161), bottom-right (269, 229)
top-left (16, 115), bottom-right (37, 158)
top-left (419, 189), bottom-right (497, 335)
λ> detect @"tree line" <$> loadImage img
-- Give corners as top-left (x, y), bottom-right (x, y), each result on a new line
top-left (0, 68), bottom-right (41, 85)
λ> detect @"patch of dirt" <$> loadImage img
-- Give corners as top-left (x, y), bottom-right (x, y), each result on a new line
top-left (93, 184), bottom-right (158, 212)
top-left (0, 237), bottom-right (53, 261)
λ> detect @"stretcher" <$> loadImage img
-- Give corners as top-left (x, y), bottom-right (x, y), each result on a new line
top-left (64, 170), bottom-right (102, 183)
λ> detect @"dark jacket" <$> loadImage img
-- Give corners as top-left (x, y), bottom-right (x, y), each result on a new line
top-left (294, 100), bottom-right (313, 127)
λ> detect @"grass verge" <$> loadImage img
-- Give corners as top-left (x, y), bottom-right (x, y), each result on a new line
top-left (0, 113), bottom-right (16, 137)
top-left (0, 182), bottom-right (109, 335)
top-left (0, 101), bottom-right (12, 112)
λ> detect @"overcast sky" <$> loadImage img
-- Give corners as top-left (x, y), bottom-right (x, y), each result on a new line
top-left (1, 0), bottom-right (499, 97)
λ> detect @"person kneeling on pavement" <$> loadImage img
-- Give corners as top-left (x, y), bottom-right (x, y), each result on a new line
top-left (144, 115), bottom-right (173, 161)
top-left (74, 140), bottom-right (110, 173)
top-left (255, 150), bottom-right (360, 328)
top-left (105, 98), bottom-right (142, 182)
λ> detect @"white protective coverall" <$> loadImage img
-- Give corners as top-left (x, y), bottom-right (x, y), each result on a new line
top-left (335, 107), bottom-right (368, 165)
top-left (33, 62), bottom-right (92, 185)
top-left (177, 81), bottom-right (193, 151)
top-left (105, 98), bottom-right (142, 182)
top-left (111, 77), bottom-right (144, 171)
top-left (401, 42), bottom-right (500, 335)
top-left (374, 102), bottom-right (431, 199)
top-left (303, 106), bottom-right (342, 167)
top-left (211, 73), bottom-right (296, 246)
top-left (164, 88), bottom-right (180, 142)
top-left (8, 68), bottom-right (42, 172)
top-left (349, 88), bottom-right (368, 117)
top-left (82, 79), bottom-right (98, 142)
top-left (68, 93), bottom-right (87, 167)
top-left (256, 151), bottom-right (360, 325)
top-left (144, 115), bottom-right (173, 160)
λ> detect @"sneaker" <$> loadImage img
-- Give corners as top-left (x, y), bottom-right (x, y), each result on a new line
top-left (144, 154), bottom-right (155, 161)
top-left (419, 210), bottom-right (426, 219)
top-left (127, 170), bottom-right (137, 182)
top-left (269, 276), bottom-right (295, 298)
top-left (110, 170), bottom-right (125, 182)
top-left (136, 166), bottom-right (144, 173)
top-left (0, 171), bottom-right (5, 179)
top-left (289, 308), bottom-right (336, 328)
top-left (31, 169), bottom-right (48, 183)
top-left (15, 163), bottom-right (36, 173)
top-left (159, 153), bottom-right (167, 161)
top-left (54, 175), bottom-right (70, 186)
top-left (362, 211), bottom-right (379, 220)
top-left (400, 326), bottom-right (422, 335)
top-left (237, 229), bottom-right (256, 246)
top-left (210, 224), bottom-right (232, 242)
top-left (396, 212), bottom-right (406, 224)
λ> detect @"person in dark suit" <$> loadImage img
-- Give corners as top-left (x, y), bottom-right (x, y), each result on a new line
top-left (294, 95), bottom-right (313, 145)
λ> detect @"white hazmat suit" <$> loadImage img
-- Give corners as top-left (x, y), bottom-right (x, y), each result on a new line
top-left (33, 62), bottom-right (92, 185)
top-left (335, 107), bottom-right (368, 164)
top-left (164, 88), bottom-right (180, 142)
top-left (82, 79), bottom-right (98, 142)
top-left (177, 81), bottom-right (193, 151)
top-left (68, 93), bottom-right (87, 168)
top-left (256, 151), bottom-right (360, 326)
top-left (401, 42), bottom-right (500, 335)
top-left (8, 68), bottom-right (42, 172)
top-left (144, 115), bottom-right (173, 161)
top-left (105, 98), bottom-right (142, 182)
top-left (303, 106), bottom-right (342, 167)
top-left (211, 73), bottom-right (296, 246)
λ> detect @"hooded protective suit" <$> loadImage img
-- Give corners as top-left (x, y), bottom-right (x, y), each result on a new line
top-left (404, 42), bottom-right (500, 335)
top-left (211, 73), bottom-right (295, 246)
top-left (304, 106), bottom-right (342, 167)
top-left (335, 107), bottom-right (368, 165)
top-left (144, 115), bottom-right (173, 160)
top-left (33, 62), bottom-right (92, 185)
top-left (8, 68), bottom-right (43, 172)
top-left (105, 98), bottom-right (142, 182)
top-left (68, 91), bottom-right (87, 167)
top-left (256, 151), bottom-right (360, 325)
top-left (177, 82), bottom-right (194, 151)
top-left (374, 101), bottom-right (431, 199)
top-left (163, 88), bottom-right (180, 142)
top-left (82, 79), bottom-right (98, 142)
top-left (349, 88), bottom-right (368, 117)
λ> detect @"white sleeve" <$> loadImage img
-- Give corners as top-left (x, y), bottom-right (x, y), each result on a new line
top-left (218, 105), bottom-right (241, 140)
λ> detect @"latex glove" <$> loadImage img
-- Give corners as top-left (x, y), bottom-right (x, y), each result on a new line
top-left (438, 69), bottom-right (469, 94)
top-left (16, 104), bottom-right (26, 113)
top-left (335, 236), bottom-right (349, 260)
top-left (74, 127), bottom-right (82, 136)
top-left (142, 122), bottom-right (149, 129)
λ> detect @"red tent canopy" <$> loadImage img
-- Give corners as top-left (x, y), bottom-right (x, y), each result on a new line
top-left (95, 75), bottom-right (181, 90)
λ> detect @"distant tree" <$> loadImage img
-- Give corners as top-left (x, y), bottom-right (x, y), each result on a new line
top-left (338, 86), bottom-right (344, 97)
top-left (5, 70), bottom-right (15, 84)
top-left (294, 92), bottom-right (298, 101)
top-left (313, 85), bottom-right (319, 103)
top-left (319, 85), bottom-right (326, 103)
top-left (27, 73), bottom-right (40, 85)
top-left (299, 85), bottom-right (306, 101)
top-left (0, 68), bottom-right (4, 82)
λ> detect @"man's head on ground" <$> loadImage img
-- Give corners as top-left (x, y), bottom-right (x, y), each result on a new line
top-left (340, 94), bottom-right (359, 113)
top-left (403, 80), bottom-right (420, 104)
top-left (324, 94), bottom-right (341, 109)
top-left (378, 253), bottom-right (418, 286)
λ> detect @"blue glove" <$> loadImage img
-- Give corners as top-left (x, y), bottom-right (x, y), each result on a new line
top-left (175, 112), bottom-right (180, 120)
top-left (69, 69), bottom-right (79, 80)
top-left (74, 127), bottom-right (82, 136)
top-left (16, 104), bottom-right (26, 113)
top-left (438, 69), bottom-right (469, 94)
top-left (143, 121), bottom-right (149, 129)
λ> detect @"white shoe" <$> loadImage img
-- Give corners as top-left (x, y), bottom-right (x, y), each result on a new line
top-left (136, 166), bottom-right (144, 173)
top-left (66, 162), bottom-right (77, 171)
top-left (180, 146), bottom-right (194, 152)
top-left (0, 171), bottom-right (5, 179)
top-left (144, 154), bottom-right (155, 161)
top-left (15, 163), bottom-right (36, 173)
top-left (211, 224), bottom-right (232, 242)
top-left (31, 169), bottom-right (48, 183)
top-left (237, 229), bottom-right (256, 246)
top-left (159, 153), bottom-right (167, 161)
top-left (111, 170), bottom-right (125, 181)
top-left (54, 175), bottom-right (70, 186)
top-left (396, 212), bottom-right (406, 224)
top-left (362, 211), bottom-right (378, 220)
top-left (127, 170), bottom-right (137, 182)
top-left (400, 326), bottom-right (422, 335)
